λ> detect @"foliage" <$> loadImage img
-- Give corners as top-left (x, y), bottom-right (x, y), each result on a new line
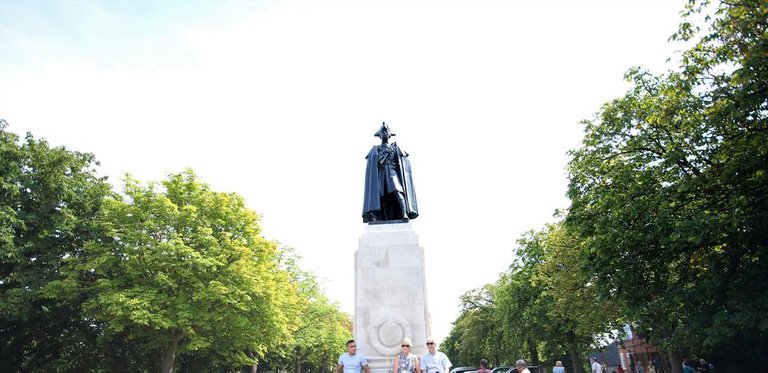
top-left (46, 170), bottom-right (300, 371)
top-left (442, 285), bottom-right (503, 367)
top-left (1, 121), bottom-right (345, 371)
top-left (0, 120), bottom-right (113, 371)
top-left (532, 223), bottom-right (620, 373)
top-left (446, 224), bottom-right (615, 373)
top-left (494, 231), bottom-right (549, 367)
top-left (495, 225), bottom-right (615, 372)
top-left (446, 231), bottom-right (552, 369)
top-left (260, 246), bottom-right (352, 373)
top-left (566, 0), bottom-right (767, 369)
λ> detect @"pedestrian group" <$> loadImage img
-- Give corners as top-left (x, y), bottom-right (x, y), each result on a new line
top-left (337, 339), bottom-right (714, 373)
top-left (337, 339), bottom-right (534, 373)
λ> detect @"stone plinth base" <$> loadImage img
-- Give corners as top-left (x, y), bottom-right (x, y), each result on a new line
top-left (354, 222), bottom-right (431, 373)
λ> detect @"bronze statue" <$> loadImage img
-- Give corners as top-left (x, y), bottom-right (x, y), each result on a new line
top-left (362, 122), bottom-right (418, 223)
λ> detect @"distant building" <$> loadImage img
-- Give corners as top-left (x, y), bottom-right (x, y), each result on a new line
top-left (616, 329), bottom-right (664, 373)
top-left (590, 341), bottom-right (622, 373)
top-left (590, 328), bottom-right (666, 373)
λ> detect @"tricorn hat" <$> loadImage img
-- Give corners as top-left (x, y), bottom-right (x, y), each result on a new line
top-left (374, 122), bottom-right (396, 137)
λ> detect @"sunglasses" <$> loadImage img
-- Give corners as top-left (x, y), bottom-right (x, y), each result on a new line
top-left (401, 344), bottom-right (411, 347)
top-left (426, 342), bottom-right (435, 345)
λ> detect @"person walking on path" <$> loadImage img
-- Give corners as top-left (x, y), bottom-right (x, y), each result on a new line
top-left (420, 337), bottom-right (452, 373)
top-left (337, 340), bottom-right (371, 373)
top-left (553, 361), bottom-right (565, 373)
top-left (393, 338), bottom-right (420, 373)
top-left (591, 357), bottom-right (603, 373)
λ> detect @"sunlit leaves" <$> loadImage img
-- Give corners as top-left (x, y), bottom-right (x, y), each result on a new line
top-left (566, 0), bottom-right (768, 366)
top-left (68, 170), bottom-right (300, 369)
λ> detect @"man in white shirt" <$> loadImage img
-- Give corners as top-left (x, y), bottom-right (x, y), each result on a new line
top-left (515, 359), bottom-right (530, 373)
top-left (591, 357), bottom-right (603, 373)
top-left (420, 337), bottom-right (452, 373)
top-left (337, 339), bottom-right (371, 373)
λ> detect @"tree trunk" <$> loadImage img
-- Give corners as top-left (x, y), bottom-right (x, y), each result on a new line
top-left (161, 340), bottom-right (178, 373)
top-left (295, 354), bottom-right (302, 373)
top-left (568, 352), bottom-right (583, 373)
top-left (248, 350), bottom-right (258, 373)
top-left (566, 330), bottom-right (584, 373)
top-left (666, 350), bottom-right (682, 373)
top-left (527, 339), bottom-right (540, 367)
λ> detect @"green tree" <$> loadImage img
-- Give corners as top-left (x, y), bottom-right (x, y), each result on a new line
top-left (262, 247), bottom-right (351, 373)
top-left (533, 223), bottom-right (619, 373)
top-left (566, 0), bottom-right (767, 370)
top-left (442, 285), bottom-right (502, 367)
top-left (483, 225), bottom-right (617, 373)
top-left (0, 120), bottom-right (112, 371)
top-left (494, 231), bottom-right (549, 368)
top-left (49, 170), bottom-right (299, 372)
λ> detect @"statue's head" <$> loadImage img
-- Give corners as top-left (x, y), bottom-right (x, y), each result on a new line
top-left (374, 122), bottom-right (395, 141)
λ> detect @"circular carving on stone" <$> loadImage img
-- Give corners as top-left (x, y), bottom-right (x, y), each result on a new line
top-left (369, 313), bottom-right (412, 356)
top-left (378, 319), bottom-right (403, 346)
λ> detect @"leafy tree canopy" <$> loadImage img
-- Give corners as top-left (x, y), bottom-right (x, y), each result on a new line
top-left (566, 0), bottom-right (767, 367)
top-left (0, 119), bottom-right (111, 370)
top-left (46, 170), bottom-right (300, 372)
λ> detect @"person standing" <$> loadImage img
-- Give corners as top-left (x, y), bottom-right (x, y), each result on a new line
top-left (591, 357), bottom-right (603, 373)
top-left (697, 359), bottom-right (715, 373)
top-left (337, 340), bottom-right (371, 373)
top-left (553, 361), bottom-right (565, 373)
top-left (646, 361), bottom-right (656, 373)
top-left (420, 337), bottom-right (452, 373)
top-left (515, 359), bottom-right (531, 373)
top-left (393, 338), bottom-right (420, 373)
top-left (477, 359), bottom-right (492, 373)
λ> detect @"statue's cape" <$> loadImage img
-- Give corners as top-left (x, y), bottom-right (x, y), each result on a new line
top-left (362, 143), bottom-right (419, 223)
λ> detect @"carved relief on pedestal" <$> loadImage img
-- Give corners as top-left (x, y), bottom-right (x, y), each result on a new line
top-left (369, 313), bottom-right (412, 356)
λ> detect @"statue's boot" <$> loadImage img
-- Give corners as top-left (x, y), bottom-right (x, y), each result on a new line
top-left (397, 193), bottom-right (409, 222)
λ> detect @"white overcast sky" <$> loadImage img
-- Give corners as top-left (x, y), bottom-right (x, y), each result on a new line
top-left (1, 0), bottom-right (687, 344)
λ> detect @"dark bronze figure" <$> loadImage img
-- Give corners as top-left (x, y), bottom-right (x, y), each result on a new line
top-left (362, 122), bottom-right (419, 223)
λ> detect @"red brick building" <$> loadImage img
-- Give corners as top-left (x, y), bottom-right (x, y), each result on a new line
top-left (616, 329), bottom-right (665, 373)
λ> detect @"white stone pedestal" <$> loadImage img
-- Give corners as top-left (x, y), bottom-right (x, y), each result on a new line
top-left (355, 222), bottom-right (432, 373)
